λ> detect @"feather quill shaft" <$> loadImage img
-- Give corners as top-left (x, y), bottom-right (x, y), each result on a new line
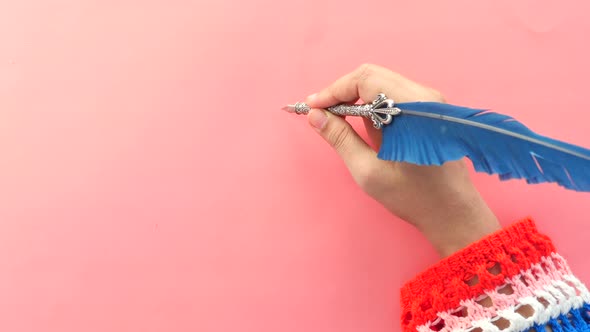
top-left (399, 108), bottom-right (590, 161)
top-left (381, 102), bottom-right (590, 192)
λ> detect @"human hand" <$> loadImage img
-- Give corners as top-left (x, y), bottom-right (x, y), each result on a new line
top-left (305, 64), bottom-right (500, 257)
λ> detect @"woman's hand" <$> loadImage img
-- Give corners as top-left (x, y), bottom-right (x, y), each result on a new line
top-left (306, 64), bottom-right (500, 257)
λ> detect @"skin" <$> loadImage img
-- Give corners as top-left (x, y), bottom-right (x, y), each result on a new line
top-left (305, 64), bottom-right (501, 257)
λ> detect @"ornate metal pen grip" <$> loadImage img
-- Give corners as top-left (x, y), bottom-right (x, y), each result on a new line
top-left (283, 93), bottom-right (401, 129)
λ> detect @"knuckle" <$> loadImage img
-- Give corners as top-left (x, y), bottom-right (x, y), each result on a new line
top-left (327, 125), bottom-right (351, 152)
top-left (356, 63), bottom-right (375, 82)
top-left (355, 163), bottom-right (382, 191)
top-left (429, 88), bottom-right (446, 102)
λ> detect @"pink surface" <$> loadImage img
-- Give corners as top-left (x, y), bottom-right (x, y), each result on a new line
top-left (0, 0), bottom-right (589, 331)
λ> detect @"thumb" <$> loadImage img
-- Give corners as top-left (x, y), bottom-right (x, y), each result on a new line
top-left (307, 109), bottom-right (375, 167)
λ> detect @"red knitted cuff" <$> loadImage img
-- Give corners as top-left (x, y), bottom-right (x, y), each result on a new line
top-left (400, 217), bottom-right (555, 332)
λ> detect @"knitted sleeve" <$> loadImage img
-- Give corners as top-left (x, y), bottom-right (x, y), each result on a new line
top-left (400, 217), bottom-right (590, 332)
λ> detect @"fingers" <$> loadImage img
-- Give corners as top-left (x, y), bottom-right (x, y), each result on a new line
top-left (305, 63), bottom-right (444, 109)
top-left (306, 64), bottom-right (388, 109)
top-left (301, 63), bottom-right (447, 193)
top-left (307, 109), bottom-right (376, 172)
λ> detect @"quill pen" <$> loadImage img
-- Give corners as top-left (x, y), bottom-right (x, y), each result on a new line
top-left (283, 93), bottom-right (590, 192)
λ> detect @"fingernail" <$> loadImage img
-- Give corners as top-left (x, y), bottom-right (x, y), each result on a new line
top-left (308, 109), bottom-right (328, 130)
top-left (306, 93), bottom-right (318, 104)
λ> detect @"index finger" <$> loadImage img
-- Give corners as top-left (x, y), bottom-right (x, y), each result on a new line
top-left (306, 64), bottom-right (441, 109)
top-left (305, 64), bottom-right (395, 109)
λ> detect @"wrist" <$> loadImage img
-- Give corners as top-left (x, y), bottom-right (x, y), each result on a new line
top-left (415, 193), bottom-right (501, 257)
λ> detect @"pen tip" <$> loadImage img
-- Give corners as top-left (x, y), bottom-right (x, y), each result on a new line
top-left (281, 105), bottom-right (296, 112)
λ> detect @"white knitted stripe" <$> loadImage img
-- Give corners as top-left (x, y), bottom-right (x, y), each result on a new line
top-left (470, 285), bottom-right (589, 332)
top-left (417, 253), bottom-right (588, 332)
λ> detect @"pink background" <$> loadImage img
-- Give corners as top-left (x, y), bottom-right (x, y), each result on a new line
top-left (1, 0), bottom-right (589, 331)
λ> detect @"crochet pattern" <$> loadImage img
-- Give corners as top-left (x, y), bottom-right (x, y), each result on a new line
top-left (417, 254), bottom-right (590, 332)
top-left (400, 218), bottom-right (589, 332)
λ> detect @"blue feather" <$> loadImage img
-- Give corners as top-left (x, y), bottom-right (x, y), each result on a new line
top-left (378, 102), bottom-right (590, 192)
